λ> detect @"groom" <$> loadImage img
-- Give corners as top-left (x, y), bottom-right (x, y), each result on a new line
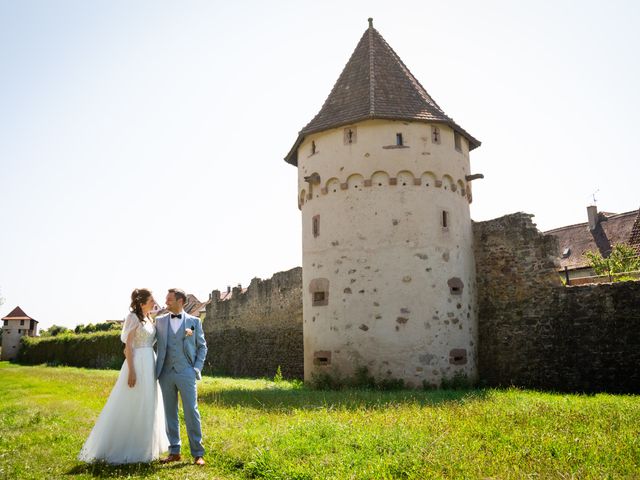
top-left (156, 288), bottom-right (208, 466)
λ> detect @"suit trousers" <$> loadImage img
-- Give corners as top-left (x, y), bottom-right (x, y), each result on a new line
top-left (158, 366), bottom-right (204, 457)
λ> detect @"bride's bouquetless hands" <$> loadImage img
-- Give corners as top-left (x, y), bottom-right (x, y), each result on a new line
top-left (128, 371), bottom-right (136, 388)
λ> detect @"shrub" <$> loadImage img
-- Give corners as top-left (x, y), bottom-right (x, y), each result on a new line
top-left (273, 366), bottom-right (284, 383)
top-left (74, 322), bottom-right (121, 334)
top-left (584, 243), bottom-right (640, 281)
top-left (440, 371), bottom-right (472, 390)
top-left (39, 325), bottom-right (71, 337)
top-left (17, 330), bottom-right (124, 370)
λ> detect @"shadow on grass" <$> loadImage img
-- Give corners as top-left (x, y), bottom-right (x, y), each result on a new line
top-left (200, 386), bottom-right (490, 411)
top-left (66, 460), bottom-right (190, 478)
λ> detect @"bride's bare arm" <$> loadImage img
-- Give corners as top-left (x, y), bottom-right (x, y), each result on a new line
top-left (126, 330), bottom-right (136, 387)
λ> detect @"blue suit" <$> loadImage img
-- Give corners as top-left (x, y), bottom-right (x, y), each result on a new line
top-left (155, 312), bottom-right (207, 457)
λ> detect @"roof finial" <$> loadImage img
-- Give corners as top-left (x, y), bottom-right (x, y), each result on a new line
top-left (368, 17), bottom-right (373, 28)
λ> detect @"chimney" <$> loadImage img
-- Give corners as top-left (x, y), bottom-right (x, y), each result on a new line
top-left (587, 205), bottom-right (599, 231)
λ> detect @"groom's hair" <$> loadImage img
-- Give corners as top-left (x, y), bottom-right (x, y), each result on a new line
top-left (168, 288), bottom-right (187, 304)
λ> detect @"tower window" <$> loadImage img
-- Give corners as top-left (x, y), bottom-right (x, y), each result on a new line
top-left (311, 141), bottom-right (316, 155)
top-left (313, 291), bottom-right (326, 304)
top-left (20, 320), bottom-right (24, 325)
top-left (454, 132), bottom-right (462, 152)
top-left (312, 215), bottom-right (320, 238)
top-left (448, 277), bottom-right (464, 295)
top-left (431, 126), bottom-right (441, 144)
top-left (442, 210), bottom-right (449, 228)
top-left (313, 351), bottom-right (332, 366)
top-left (396, 133), bottom-right (404, 146)
top-left (309, 278), bottom-right (330, 306)
top-left (344, 127), bottom-right (357, 144)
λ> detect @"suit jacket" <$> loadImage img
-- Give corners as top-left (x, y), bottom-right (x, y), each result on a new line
top-left (155, 312), bottom-right (207, 380)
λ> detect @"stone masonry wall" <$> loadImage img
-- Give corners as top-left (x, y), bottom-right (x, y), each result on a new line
top-left (474, 213), bottom-right (640, 393)
top-left (203, 267), bottom-right (303, 379)
top-left (201, 214), bottom-right (639, 391)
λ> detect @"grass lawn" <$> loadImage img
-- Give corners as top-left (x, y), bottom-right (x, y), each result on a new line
top-left (0, 362), bottom-right (638, 479)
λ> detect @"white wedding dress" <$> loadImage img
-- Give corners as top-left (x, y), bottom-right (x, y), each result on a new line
top-left (79, 313), bottom-right (169, 463)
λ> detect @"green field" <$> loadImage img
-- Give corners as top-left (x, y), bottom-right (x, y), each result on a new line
top-left (0, 362), bottom-right (638, 479)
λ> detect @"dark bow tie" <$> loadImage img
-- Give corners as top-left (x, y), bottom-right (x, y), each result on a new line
top-left (170, 314), bottom-right (181, 319)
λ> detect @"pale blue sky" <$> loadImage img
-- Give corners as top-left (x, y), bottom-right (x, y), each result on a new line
top-left (1, 0), bottom-right (638, 329)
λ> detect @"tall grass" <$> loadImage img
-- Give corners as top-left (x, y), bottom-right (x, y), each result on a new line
top-left (0, 362), bottom-right (638, 479)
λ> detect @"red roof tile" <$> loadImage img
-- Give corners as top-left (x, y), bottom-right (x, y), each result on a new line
top-left (2, 306), bottom-right (37, 322)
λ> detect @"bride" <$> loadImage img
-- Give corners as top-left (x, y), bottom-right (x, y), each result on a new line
top-left (79, 288), bottom-right (169, 463)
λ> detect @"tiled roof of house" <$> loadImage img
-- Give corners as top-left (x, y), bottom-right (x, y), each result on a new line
top-left (545, 209), bottom-right (638, 270)
top-left (284, 19), bottom-right (480, 165)
top-left (628, 210), bottom-right (640, 255)
top-left (2, 306), bottom-right (37, 322)
top-left (154, 294), bottom-right (206, 318)
top-left (218, 287), bottom-right (247, 302)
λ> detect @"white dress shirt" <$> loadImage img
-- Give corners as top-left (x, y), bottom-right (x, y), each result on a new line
top-left (169, 311), bottom-right (185, 334)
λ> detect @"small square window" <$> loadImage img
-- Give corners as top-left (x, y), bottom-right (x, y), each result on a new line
top-left (313, 291), bottom-right (326, 305)
top-left (396, 133), bottom-right (403, 146)
top-left (309, 278), bottom-right (329, 306)
top-left (313, 351), bottom-right (332, 366)
top-left (454, 132), bottom-right (462, 152)
top-left (20, 320), bottom-right (24, 325)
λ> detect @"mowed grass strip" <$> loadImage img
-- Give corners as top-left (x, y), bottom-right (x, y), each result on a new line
top-left (0, 362), bottom-right (638, 479)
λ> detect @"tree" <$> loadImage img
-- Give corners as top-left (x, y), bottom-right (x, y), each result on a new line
top-left (40, 325), bottom-right (71, 337)
top-left (584, 243), bottom-right (640, 281)
top-left (74, 322), bottom-right (120, 334)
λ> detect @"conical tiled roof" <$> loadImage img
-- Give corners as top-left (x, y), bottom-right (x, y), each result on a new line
top-left (285, 19), bottom-right (480, 165)
top-left (2, 306), bottom-right (36, 321)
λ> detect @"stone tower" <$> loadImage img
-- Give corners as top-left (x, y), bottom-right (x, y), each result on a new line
top-left (284, 19), bottom-right (482, 387)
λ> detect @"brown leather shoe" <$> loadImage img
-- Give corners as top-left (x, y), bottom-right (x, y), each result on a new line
top-left (194, 456), bottom-right (205, 466)
top-left (160, 453), bottom-right (182, 464)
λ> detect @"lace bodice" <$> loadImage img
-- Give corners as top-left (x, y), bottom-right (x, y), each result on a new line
top-left (121, 313), bottom-right (156, 348)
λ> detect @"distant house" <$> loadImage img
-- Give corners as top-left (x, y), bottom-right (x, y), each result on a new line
top-left (1, 306), bottom-right (39, 360)
top-left (545, 206), bottom-right (640, 280)
top-left (154, 293), bottom-right (211, 320)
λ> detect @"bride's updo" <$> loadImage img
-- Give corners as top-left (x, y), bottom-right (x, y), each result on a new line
top-left (130, 288), bottom-right (152, 322)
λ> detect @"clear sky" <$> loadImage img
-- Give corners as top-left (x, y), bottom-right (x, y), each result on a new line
top-left (1, 0), bottom-right (638, 330)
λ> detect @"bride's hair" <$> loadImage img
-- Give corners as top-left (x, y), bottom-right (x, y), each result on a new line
top-left (130, 288), bottom-right (152, 323)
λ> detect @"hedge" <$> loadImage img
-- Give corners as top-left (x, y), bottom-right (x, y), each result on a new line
top-left (17, 330), bottom-right (125, 369)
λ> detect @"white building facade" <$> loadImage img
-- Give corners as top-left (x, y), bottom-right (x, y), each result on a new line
top-left (1, 306), bottom-right (38, 361)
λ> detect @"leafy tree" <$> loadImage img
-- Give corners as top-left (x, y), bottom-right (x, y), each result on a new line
top-left (74, 322), bottom-right (120, 334)
top-left (584, 243), bottom-right (640, 281)
top-left (40, 325), bottom-right (71, 337)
